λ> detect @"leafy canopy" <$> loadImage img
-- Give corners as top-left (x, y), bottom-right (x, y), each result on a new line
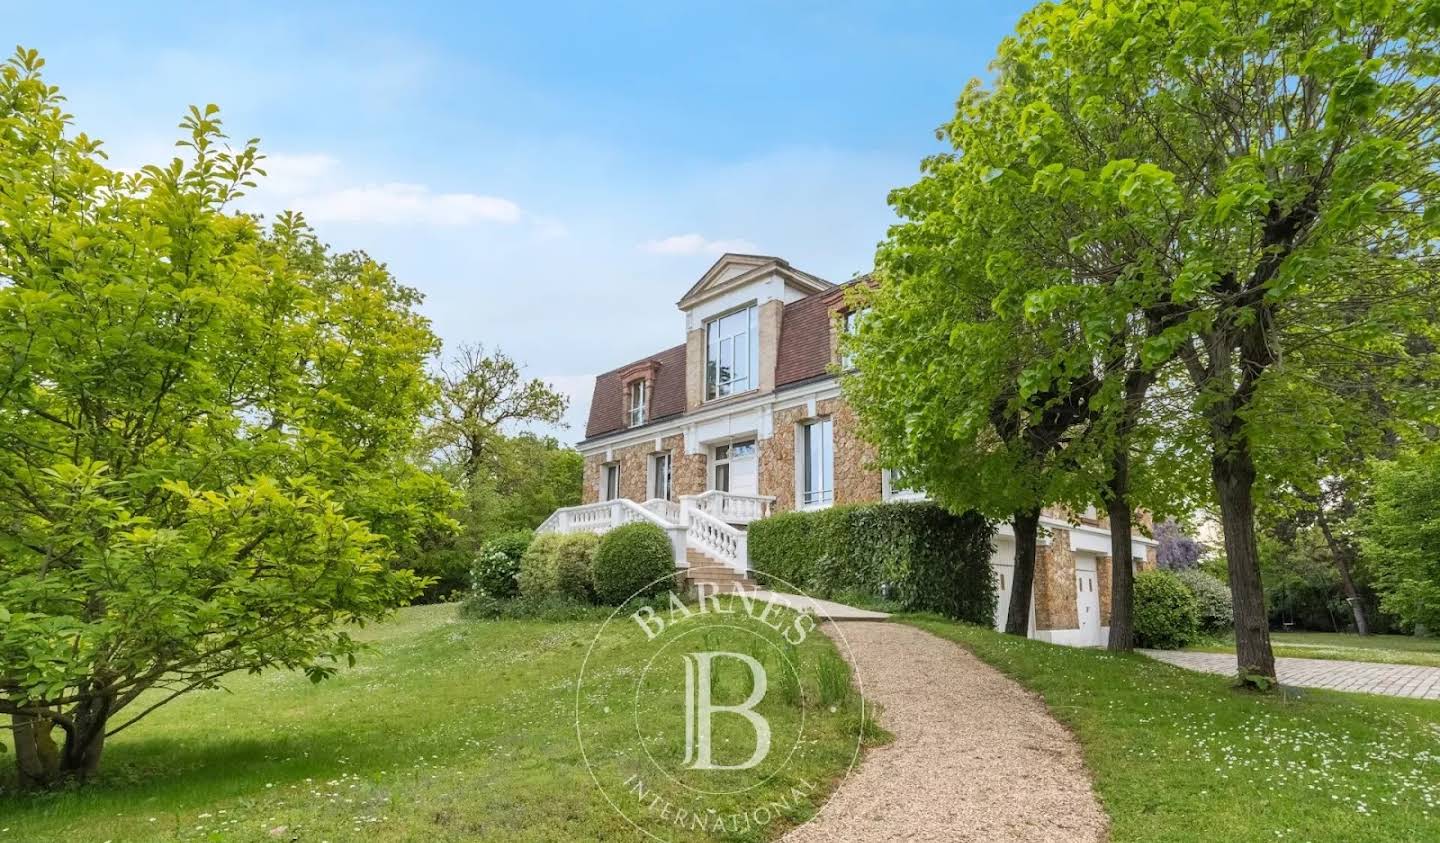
top-left (0, 47), bottom-right (451, 751)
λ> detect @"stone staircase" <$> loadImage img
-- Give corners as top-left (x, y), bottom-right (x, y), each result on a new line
top-left (536, 490), bottom-right (775, 585)
top-left (682, 549), bottom-right (757, 592)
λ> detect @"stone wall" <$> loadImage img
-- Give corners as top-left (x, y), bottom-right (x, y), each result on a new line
top-left (1096, 554), bottom-right (1113, 625)
top-left (759, 406), bottom-right (801, 511)
top-left (582, 454), bottom-right (603, 504)
top-left (583, 435), bottom-right (704, 504)
top-left (685, 329), bottom-right (706, 411)
top-left (758, 396), bottom-right (881, 512)
top-left (1034, 528), bottom-right (1079, 631)
top-left (829, 398), bottom-right (882, 505)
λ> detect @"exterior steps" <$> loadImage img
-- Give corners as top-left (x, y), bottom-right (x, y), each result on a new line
top-left (681, 550), bottom-right (755, 593)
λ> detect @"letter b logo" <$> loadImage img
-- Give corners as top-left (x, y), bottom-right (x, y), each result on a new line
top-left (681, 651), bottom-right (771, 771)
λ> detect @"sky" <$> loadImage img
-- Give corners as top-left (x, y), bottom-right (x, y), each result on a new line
top-left (7, 1), bottom-right (1031, 442)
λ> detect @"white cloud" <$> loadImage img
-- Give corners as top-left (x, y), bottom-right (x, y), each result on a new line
top-left (291, 183), bottom-right (522, 226)
top-left (640, 233), bottom-right (758, 256)
top-left (259, 153), bottom-right (341, 194)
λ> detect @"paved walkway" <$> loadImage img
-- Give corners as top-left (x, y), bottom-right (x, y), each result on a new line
top-left (752, 590), bottom-right (891, 622)
top-left (786, 622), bottom-right (1106, 842)
top-left (1142, 649), bottom-right (1440, 700)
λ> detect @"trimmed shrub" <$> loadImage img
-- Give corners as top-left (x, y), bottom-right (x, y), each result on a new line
top-left (470, 530), bottom-right (533, 598)
top-left (1174, 568), bottom-right (1233, 634)
top-left (749, 501), bottom-right (996, 623)
top-left (1133, 569), bottom-right (1201, 649)
top-left (593, 522), bottom-right (676, 604)
top-left (518, 532), bottom-right (600, 602)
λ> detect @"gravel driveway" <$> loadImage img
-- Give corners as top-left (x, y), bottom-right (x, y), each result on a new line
top-left (785, 622), bottom-right (1107, 842)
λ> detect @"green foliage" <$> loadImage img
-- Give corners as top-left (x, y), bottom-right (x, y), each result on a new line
top-left (458, 592), bottom-right (608, 622)
top-left (749, 502), bottom-right (996, 623)
top-left (518, 532), bottom-right (599, 602)
top-left (0, 48), bottom-right (454, 784)
top-left (1174, 568), bottom-right (1234, 635)
top-left (1361, 451), bottom-right (1440, 632)
top-left (469, 530), bottom-right (533, 599)
top-left (591, 522), bottom-right (676, 605)
top-left (414, 434), bottom-right (583, 594)
top-left (1133, 570), bottom-right (1201, 649)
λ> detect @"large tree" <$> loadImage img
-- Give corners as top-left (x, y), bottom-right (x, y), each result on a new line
top-left (842, 231), bottom-right (1103, 636)
top-left (867, 0), bottom-right (1440, 682)
top-left (430, 343), bottom-right (569, 483)
top-left (0, 49), bottom-right (450, 787)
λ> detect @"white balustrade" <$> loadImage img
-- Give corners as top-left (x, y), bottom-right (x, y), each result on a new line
top-left (680, 491), bottom-right (775, 525)
top-left (538, 492), bottom-right (760, 574)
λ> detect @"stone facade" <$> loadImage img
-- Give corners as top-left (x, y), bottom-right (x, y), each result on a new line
top-left (757, 300), bottom-right (784, 393)
top-left (582, 454), bottom-right (603, 505)
top-left (1034, 528), bottom-right (1079, 631)
top-left (759, 405), bottom-right (802, 512)
top-left (581, 435), bottom-right (706, 505)
top-left (758, 396), bottom-right (882, 512)
top-left (685, 328), bottom-right (705, 411)
top-left (1096, 554), bottom-right (1113, 625)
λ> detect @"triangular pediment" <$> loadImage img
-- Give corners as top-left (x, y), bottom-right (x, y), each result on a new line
top-left (676, 253), bottom-right (832, 310)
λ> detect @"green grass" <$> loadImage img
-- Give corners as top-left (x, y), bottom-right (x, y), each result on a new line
top-left (905, 615), bottom-right (1440, 843)
top-left (1189, 631), bottom-right (1440, 668)
top-left (0, 603), bottom-right (878, 842)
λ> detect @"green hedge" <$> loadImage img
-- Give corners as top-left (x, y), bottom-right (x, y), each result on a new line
top-left (518, 532), bottom-right (600, 602)
top-left (749, 501), bottom-right (996, 623)
top-left (593, 522), bottom-right (676, 604)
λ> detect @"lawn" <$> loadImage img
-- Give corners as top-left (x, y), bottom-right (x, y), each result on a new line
top-left (906, 616), bottom-right (1440, 843)
top-left (1188, 631), bottom-right (1440, 668)
top-left (0, 603), bottom-right (874, 842)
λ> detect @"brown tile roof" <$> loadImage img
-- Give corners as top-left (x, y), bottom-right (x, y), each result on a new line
top-left (584, 343), bottom-right (687, 439)
top-left (774, 277), bottom-right (868, 388)
top-left (582, 276), bottom-right (871, 441)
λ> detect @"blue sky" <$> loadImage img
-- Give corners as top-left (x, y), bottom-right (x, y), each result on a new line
top-left (9, 1), bottom-right (1029, 440)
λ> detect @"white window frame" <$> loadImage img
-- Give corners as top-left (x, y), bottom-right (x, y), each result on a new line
top-left (627, 380), bottom-right (647, 428)
top-left (704, 304), bottom-right (760, 401)
top-left (840, 307), bottom-right (871, 370)
top-left (650, 452), bottom-right (673, 501)
top-left (602, 463), bottom-right (620, 501)
top-left (882, 468), bottom-right (926, 502)
top-left (798, 418), bottom-right (834, 509)
top-left (710, 439), bottom-right (756, 492)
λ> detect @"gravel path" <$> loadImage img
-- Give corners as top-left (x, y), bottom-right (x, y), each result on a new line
top-left (786, 622), bottom-right (1107, 843)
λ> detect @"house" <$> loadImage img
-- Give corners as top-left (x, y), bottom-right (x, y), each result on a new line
top-left (538, 253), bottom-right (1158, 647)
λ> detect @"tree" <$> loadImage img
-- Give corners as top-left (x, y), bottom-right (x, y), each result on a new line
top-left (843, 4), bottom-right (1207, 646)
top-left (843, 235), bottom-right (1102, 637)
top-left (430, 344), bottom-right (569, 482)
top-left (1361, 449), bottom-right (1440, 632)
top-left (875, 1), bottom-right (1440, 683)
top-left (0, 49), bottom-right (449, 787)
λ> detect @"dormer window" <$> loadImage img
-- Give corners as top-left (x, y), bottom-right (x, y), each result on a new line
top-left (705, 305), bottom-right (759, 400)
top-left (627, 379), bottom-right (647, 427)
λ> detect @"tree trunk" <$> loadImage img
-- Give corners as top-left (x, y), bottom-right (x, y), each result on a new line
top-left (1006, 507), bottom-right (1042, 637)
top-left (1314, 504), bottom-right (1370, 636)
top-left (1212, 444), bottom-right (1277, 685)
top-left (8, 696), bottom-right (112, 789)
top-left (60, 694), bottom-right (112, 782)
top-left (1106, 450), bottom-right (1136, 652)
top-left (10, 713), bottom-right (61, 791)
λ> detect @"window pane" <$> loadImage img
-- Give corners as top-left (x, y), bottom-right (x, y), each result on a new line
top-left (715, 463), bottom-right (729, 492)
top-left (719, 337), bottom-right (733, 395)
top-left (731, 440), bottom-right (756, 458)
